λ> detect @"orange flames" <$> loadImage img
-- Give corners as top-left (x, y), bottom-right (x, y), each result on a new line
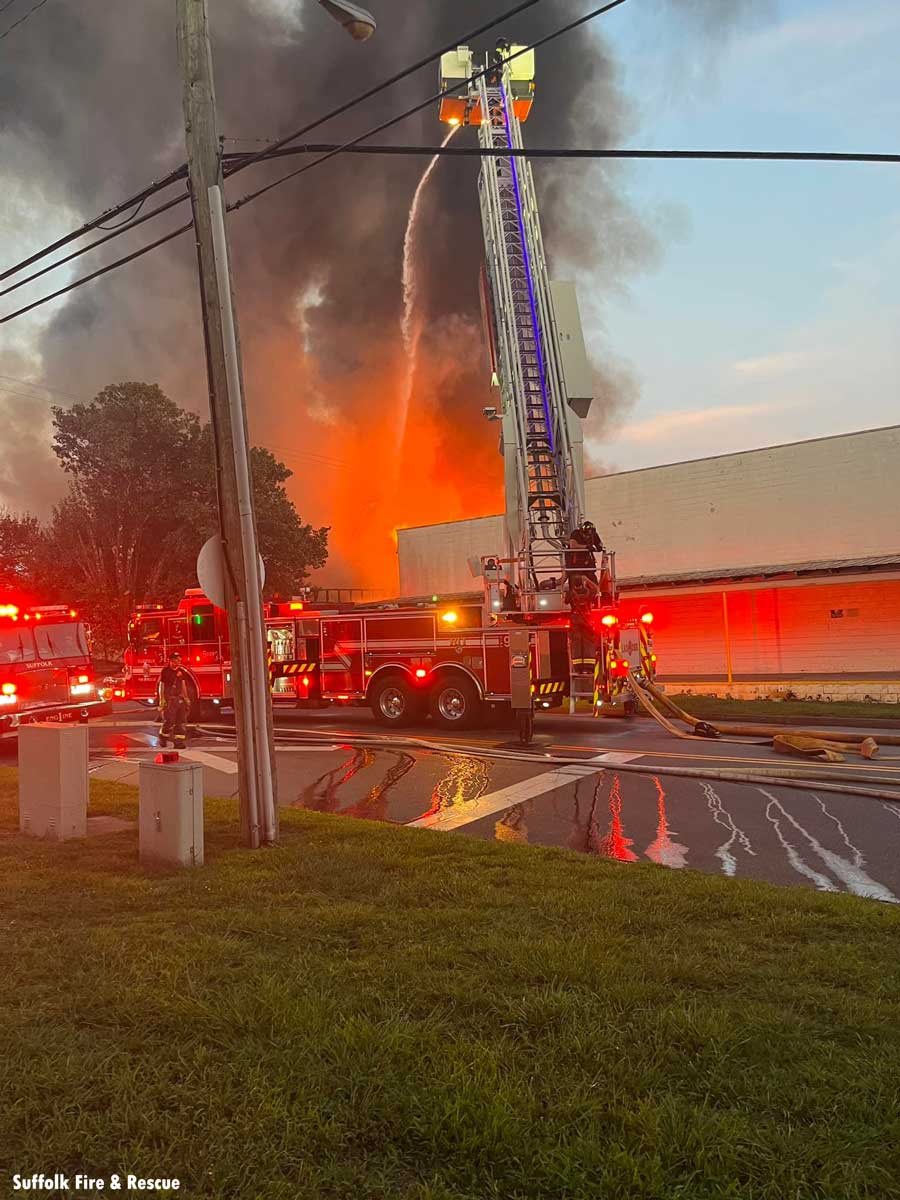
top-left (251, 326), bottom-right (502, 592)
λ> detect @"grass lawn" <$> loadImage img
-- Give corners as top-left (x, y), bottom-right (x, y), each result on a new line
top-left (669, 694), bottom-right (900, 723)
top-left (1, 767), bottom-right (899, 1199)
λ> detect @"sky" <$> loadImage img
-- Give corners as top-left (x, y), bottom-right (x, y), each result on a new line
top-left (0, 0), bottom-right (898, 584)
top-left (576, 0), bottom-right (900, 471)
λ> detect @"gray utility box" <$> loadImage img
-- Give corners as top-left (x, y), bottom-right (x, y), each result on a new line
top-left (19, 723), bottom-right (89, 840)
top-left (139, 760), bottom-right (204, 868)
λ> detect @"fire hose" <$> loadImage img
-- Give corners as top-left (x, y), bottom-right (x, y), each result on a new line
top-left (195, 720), bottom-right (900, 804)
top-left (627, 674), bottom-right (886, 762)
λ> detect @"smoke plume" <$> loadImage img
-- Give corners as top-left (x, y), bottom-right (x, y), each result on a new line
top-left (0, 0), bottom-right (773, 587)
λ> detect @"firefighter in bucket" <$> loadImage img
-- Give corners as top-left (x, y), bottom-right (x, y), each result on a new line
top-left (158, 651), bottom-right (192, 748)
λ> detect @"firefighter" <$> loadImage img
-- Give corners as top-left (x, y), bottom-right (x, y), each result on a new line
top-left (565, 572), bottom-right (599, 674)
top-left (566, 528), bottom-right (597, 585)
top-left (158, 651), bottom-right (191, 748)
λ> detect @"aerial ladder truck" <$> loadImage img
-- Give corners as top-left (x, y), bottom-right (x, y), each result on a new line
top-left (439, 41), bottom-right (655, 714)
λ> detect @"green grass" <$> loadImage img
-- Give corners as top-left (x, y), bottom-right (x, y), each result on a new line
top-left (1, 768), bottom-right (899, 1199)
top-left (671, 695), bottom-right (900, 722)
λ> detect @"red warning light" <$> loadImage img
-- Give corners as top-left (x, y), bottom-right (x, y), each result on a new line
top-left (600, 613), bottom-right (618, 627)
top-left (641, 611), bottom-right (654, 625)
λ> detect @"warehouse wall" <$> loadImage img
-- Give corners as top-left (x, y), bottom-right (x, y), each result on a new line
top-left (397, 426), bottom-right (900, 594)
top-left (634, 578), bottom-right (900, 686)
top-left (592, 426), bottom-right (900, 579)
top-left (398, 514), bottom-right (504, 597)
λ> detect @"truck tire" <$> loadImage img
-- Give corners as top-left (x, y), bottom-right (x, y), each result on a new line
top-left (429, 674), bottom-right (482, 730)
top-left (370, 673), bottom-right (421, 728)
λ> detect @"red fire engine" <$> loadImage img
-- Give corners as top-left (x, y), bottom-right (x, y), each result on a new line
top-left (0, 602), bottom-right (109, 737)
top-left (122, 589), bottom-right (574, 729)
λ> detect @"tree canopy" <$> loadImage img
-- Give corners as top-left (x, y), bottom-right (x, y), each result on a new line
top-left (6, 382), bottom-right (328, 656)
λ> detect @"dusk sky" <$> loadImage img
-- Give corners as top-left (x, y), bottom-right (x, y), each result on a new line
top-left (579, 0), bottom-right (900, 472)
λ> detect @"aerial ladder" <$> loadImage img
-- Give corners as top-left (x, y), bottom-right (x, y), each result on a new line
top-left (440, 41), bottom-right (613, 708)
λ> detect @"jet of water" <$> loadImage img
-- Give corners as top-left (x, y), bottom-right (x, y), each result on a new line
top-left (397, 124), bottom-right (459, 449)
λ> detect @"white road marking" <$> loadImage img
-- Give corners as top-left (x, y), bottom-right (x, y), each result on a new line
top-left (180, 750), bottom-right (239, 775)
top-left (408, 753), bottom-right (634, 832)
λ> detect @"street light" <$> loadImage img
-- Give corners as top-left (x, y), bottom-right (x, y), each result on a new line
top-left (318, 0), bottom-right (377, 41)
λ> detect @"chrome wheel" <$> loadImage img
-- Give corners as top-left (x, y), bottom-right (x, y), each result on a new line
top-left (437, 687), bottom-right (467, 722)
top-left (379, 686), bottom-right (407, 720)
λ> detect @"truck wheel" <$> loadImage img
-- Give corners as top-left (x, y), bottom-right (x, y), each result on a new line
top-left (370, 674), bottom-right (421, 728)
top-left (429, 675), bottom-right (482, 730)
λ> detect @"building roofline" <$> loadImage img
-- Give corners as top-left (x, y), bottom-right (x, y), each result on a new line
top-left (585, 423), bottom-right (900, 483)
top-left (397, 425), bottom-right (900, 534)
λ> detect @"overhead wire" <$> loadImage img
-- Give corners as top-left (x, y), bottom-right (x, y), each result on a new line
top-left (228, 0), bottom-right (631, 213)
top-left (1, 0), bottom-right (628, 324)
top-left (222, 0), bottom-right (551, 184)
top-left (0, 191), bottom-right (192, 300)
top-left (95, 195), bottom-right (149, 230)
top-left (225, 143), bottom-right (900, 166)
top-left (0, 165), bottom-right (187, 283)
top-left (0, 0), bottom-right (549, 286)
top-left (0, 0), bottom-right (49, 42)
top-left (4, 0), bottom-right (896, 326)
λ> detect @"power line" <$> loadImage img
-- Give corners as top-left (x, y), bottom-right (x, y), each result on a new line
top-left (225, 143), bottom-right (900, 165)
top-left (229, 0), bottom-right (632, 214)
top-left (0, 372), bottom-right (86, 403)
top-left (0, 0), bottom-right (547, 285)
top-left (9, 0), bottom-right (890, 327)
top-left (0, 1), bottom-right (601, 320)
top-left (0, 0), bottom-right (50, 42)
top-left (0, 220), bottom-right (193, 324)
top-left (96, 196), bottom-right (149, 230)
top-left (0, 166), bottom-right (187, 283)
top-left (0, 192), bottom-right (192, 300)
top-left (224, 0), bottom-right (550, 184)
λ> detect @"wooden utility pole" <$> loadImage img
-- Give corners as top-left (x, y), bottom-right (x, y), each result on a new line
top-left (176, 0), bottom-right (278, 846)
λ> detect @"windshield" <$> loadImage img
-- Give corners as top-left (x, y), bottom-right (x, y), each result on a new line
top-left (0, 626), bottom-right (38, 665)
top-left (130, 617), bottom-right (164, 652)
top-left (33, 622), bottom-right (89, 661)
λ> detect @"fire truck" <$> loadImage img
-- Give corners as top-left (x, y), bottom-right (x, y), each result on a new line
top-left (122, 589), bottom-right (572, 729)
top-left (122, 40), bottom-right (655, 729)
top-left (0, 602), bottom-right (109, 737)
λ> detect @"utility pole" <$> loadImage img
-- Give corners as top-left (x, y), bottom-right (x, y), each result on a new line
top-left (176, 0), bottom-right (278, 847)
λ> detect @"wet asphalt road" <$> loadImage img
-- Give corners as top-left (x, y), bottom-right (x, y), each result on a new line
top-left (4, 704), bottom-right (899, 903)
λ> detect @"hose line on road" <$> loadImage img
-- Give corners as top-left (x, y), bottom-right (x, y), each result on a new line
top-left (194, 723), bottom-right (900, 805)
top-left (628, 675), bottom-right (891, 764)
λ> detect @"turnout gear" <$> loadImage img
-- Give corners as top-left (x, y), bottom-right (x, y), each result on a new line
top-left (159, 655), bottom-right (191, 748)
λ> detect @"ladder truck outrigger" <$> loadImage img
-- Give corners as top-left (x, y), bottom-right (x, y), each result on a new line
top-left (439, 40), bottom-right (656, 720)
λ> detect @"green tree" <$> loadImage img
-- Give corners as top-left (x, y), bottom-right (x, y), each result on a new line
top-left (43, 382), bottom-right (328, 655)
top-left (0, 509), bottom-right (43, 594)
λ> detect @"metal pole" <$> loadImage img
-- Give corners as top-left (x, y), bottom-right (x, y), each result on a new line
top-left (208, 184), bottom-right (277, 843)
top-left (176, 0), bottom-right (278, 845)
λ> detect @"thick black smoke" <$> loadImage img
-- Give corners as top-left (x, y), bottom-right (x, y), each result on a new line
top-left (0, 0), bottom-right (772, 524)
